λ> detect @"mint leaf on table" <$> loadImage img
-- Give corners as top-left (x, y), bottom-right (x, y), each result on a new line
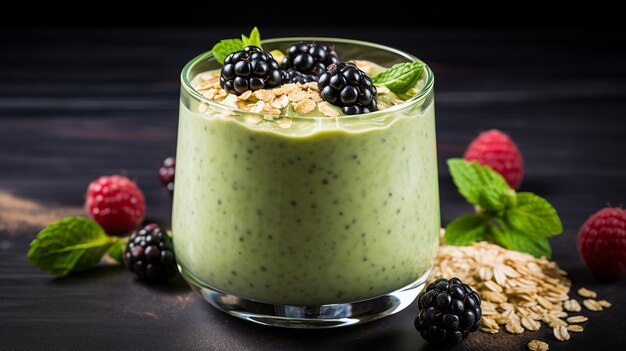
top-left (447, 158), bottom-right (514, 211)
top-left (445, 214), bottom-right (490, 245)
top-left (491, 223), bottom-right (553, 259)
top-left (28, 217), bottom-right (119, 276)
top-left (372, 61), bottom-right (424, 94)
top-left (504, 192), bottom-right (562, 237)
top-left (445, 158), bottom-right (562, 258)
top-left (241, 27), bottom-right (261, 48)
top-left (211, 27), bottom-right (263, 65)
top-left (107, 237), bottom-right (128, 263)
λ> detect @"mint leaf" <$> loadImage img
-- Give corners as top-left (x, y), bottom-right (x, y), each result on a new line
top-left (447, 158), bottom-right (514, 211)
top-left (28, 217), bottom-right (118, 276)
top-left (242, 27), bottom-right (261, 48)
top-left (211, 39), bottom-right (244, 65)
top-left (107, 237), bottom-right (128, 263)
top-left (504, 192), bottom-right (562, 237)
top-left (445, 214), bottom-right (490, 245)
top-left (211, 27), bottom-right (263, 65)
top-left (492, 223), bottom-right (552, 258)
top-left (372, 61), bottom-right (424, 94)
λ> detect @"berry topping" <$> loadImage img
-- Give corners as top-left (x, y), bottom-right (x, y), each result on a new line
top-left (282, 43), bottom-right (339, 77)
top-left (577, 207), bottom-right (626, 280)
top-left (158, 156), bottom-right (175, 194)
top-left (220, 46), bottom-right (281, 95)
top-left (415, 277), bottom-right (481, 345)
top-left (85, 175), bottom-right (146, 235)
top-left (280, 68), bottom-right (317, 84)
top-left (124, 224), bottom-right (177, 282)
top-left (317, 63), bottom-right (378, 115)
top-left (463, 129), bottom-right (524, 189)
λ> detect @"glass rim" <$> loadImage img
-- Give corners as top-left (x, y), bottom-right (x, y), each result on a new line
top-left (180, 37), bottom-right (434, 120)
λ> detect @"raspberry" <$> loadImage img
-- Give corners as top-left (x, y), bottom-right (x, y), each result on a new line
top-left (464, 129), bottom-right (524, 189)
top-left (317, 63), bottom-right (377, 115)
top-left (124, 224), bottom-right (177, 282)
top-left (85, 175), bottom-right (146, 235)
top-left (414, 277), bottom-right (481, 345)
top-left (220, 46), bottom-right (281, 95)
top-left (158, 156), bottom-right (175, 194)
top-left (577, 207), bottom-right (626, 280)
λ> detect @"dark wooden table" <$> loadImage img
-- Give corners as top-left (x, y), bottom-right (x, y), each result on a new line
top-left (1, 27), bottom-right (625, 351)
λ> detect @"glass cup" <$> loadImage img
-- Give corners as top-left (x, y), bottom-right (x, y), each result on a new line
top-left (173, 38), bottom-right (439, 328)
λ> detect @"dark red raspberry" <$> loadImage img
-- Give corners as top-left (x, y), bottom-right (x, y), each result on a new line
top-left (85, 175), bottom-right (146, 235)
top-left (464, 129), bottom-right (524, 189)
top-left (577, 207), bottom-right (626, 280)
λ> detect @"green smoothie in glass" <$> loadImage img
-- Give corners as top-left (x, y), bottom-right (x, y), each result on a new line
top-left (173, 35), bottom-right (439, 328)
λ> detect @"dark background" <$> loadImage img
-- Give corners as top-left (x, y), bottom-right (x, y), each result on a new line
top-left (1, 6), bottom-right (626, 351)
top-left (1, 2), bottom-right (626, 28)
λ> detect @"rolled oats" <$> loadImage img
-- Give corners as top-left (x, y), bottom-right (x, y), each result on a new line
top-left (583, 299), bottom-right (603, 311)
top-left (566, 325), bottom-right (584, 333)
top-left (553, 325), bottom-right (570, 341)
top-left (528, 340), bottom-right (549, 351)
top-left (318, 102), bottom-right (341, 117)
top-left (521, 316), bottom-right (541, 331)
top-left (563, 299), bottom-right (581, 312)
top-left (192, 71), bottom-right (408, 119)
top-left (566, 315), bottom-right (588, 323)
top-left (505, 320), bottom-right (524, 334)
top-left (577, 288), bottom-right (597, 298)
top-left (430, 239), bottom-right (611, 341)
top-left (254, 89), bottom-right (276, 102)
top-left (270, 95), bottom-right (290, 109)
top-left (293, 98), bottom-right (315, 114)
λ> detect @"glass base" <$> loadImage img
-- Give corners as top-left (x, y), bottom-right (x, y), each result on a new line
top-left (181, 267), bottom-right (430, 329)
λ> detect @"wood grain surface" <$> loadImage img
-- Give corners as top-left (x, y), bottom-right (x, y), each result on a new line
top-left (0, 27), bottom-right (625, 350)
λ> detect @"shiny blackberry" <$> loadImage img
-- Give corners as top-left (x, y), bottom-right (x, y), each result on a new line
top-left (124, 224), bottom-right (177, 282)
top-left (281, 68), bottom-right (317, 84)
top-left (220, 46), bottom-right (281, 95)
top-left (158, 156), bottom-right (175, 195)
top-left (282, 43), bottom-right (339, 77)
top-left (317, 63), bottom-right (377, 115)
top-left (414, 277), bottom-right (482, 345)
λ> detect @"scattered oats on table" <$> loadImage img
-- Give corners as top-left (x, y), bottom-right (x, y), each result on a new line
top-left (577, 287), bottom-right (597, 298)
top-left (563, 299), bottom-right (581, 312)
top-left (566, 325), bottom-right (584, 333)
top-left (566, 315), bottom-right (588, 323)
top-left (430, 233), bottom-right (612, 345)
top-left (583, 299), bottom-right (603, 311)
top-left (553, 325), bottom-right (570, 341)
top-left (528, 339), bottom-right (549, 351)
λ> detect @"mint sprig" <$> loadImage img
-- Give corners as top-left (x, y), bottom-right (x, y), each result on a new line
top-left (241, 27), bottom-right (261, 48)
top-left (372, 61), bottom-right (424, 94)
top-left (28, 217), bottom-right (121, 276)
top-left (445, 159), bottom-right (562, 258)
top-left (211, 27), bottom-right (262, 65)
top-left (107, 237), bottom-right (128, 263)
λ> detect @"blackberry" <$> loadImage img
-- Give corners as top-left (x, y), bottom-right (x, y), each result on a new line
top-left (414, 277), bottom-right (482, 345)
top-left (282, 43), bottom-right (339, 77)
top-left (124, 224), bottom-right (177, 282)
top-left (220, 46), bottom-right (281, 95)
top-left (158, 156), bottom-right (175, 195)
top-left (281, 68), bottom-right (317, 84)
top-left (317, 63), bottom-right (377, 115)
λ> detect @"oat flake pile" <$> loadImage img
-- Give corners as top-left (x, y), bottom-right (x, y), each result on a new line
top-left (429, 233), bottom-right (611, 348)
